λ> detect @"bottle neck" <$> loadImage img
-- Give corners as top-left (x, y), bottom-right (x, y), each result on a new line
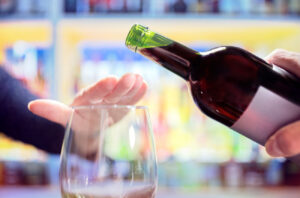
top-left (126, 24), bottom-right (199, 80)
top-left (139, 42), bottom-right (199, 80)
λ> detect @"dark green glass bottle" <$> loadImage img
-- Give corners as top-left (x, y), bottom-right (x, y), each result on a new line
top-left (126, 24), bottom-right (300, 145)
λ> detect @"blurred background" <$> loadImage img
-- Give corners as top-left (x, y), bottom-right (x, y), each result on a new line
top-left (0, 0), bottom-right (300, 197)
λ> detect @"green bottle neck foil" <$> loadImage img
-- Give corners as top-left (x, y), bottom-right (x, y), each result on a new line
top-left (126, 24), bottom-right (173, 52)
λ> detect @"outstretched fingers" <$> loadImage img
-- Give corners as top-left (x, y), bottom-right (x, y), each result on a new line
top-left (28, 99), bottom-right (72, 126)
top-left (103, 73), bottom-right (137, 104)
top-left (118, 81), bottom-right (148, 105)
top-left (28, 73), bottom-right (148, 130)
top-left (71, 76), bottom-right (118, 106)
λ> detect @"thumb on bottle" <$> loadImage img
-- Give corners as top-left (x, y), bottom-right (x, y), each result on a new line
top-left (265, 121), bottom-right (300, 157)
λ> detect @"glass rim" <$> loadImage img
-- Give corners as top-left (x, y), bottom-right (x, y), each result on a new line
top-left (71, 104), bottom-right (149, 110)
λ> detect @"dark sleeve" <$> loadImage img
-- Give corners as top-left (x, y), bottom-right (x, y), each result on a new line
top-left (0, 67), bottom-right (65, 154)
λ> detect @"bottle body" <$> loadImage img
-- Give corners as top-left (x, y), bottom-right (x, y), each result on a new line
top-left (188, 46), bottom-right (300, 144)
top-left (126, 24), bottom-right (300, 145)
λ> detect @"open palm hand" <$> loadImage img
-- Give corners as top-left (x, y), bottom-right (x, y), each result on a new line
top-left (28, 73), bottom-right (147, 128)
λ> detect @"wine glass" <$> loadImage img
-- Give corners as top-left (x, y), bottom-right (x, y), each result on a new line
top-left (59, 105), bottom-right (157, 198)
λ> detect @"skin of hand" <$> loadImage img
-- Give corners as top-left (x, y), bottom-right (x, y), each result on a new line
top-left (28, 73), bottom-right (147, 126)
top-left (264, 49), bottom-right (300, 157)
top-left (28, 73), bottom-right (147, 156)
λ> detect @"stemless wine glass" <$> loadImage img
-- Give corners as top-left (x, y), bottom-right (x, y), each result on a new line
top-left (59, 105), bottom-right (157, 198)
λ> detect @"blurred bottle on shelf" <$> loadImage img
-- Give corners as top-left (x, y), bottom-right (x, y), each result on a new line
top-left (106, 0), bottom-right (125, 13)
top-left (0, 0), bottom-right (17, 15)
top-left (76, 0), bottom-right (91, 13)
top-left (277, 0), bottom-right (289, 15)
top-left (47, 155), bottom-right (60, 186)
top-left (288, 0), bottom-right (300, 15)
top-left (64, 0), bottom-right (77, 13)
top-left (223, 159), bottom-right (243, 187)
top-left (265, 159), bottom-right (283, 186)
top-left (244, 145), bottom-right (265, 187)
top-left (89, 0), bottom-right (108, 13)
top-left (219, 0), bottom-right (239, 14)
top-left (126, 0), bottom-right (144, 13)
top-left (191, 0), bottom-right (208, 13)
top-left (204, 163), bottom-right (221, 187)
top-left (211, 0), bottom-right (220, 13)
top-left (264, 0), bottom-right (275, 14)
top-left (0, 161), bottom-right (3, 185)
top-left (22, 162), bottom-right (48, 185)
top-left (172, 0), bottom-right (187, 13)
top-left (2, 161), bottom-right (23, 185)
top-left (223, 134), bottom-right (243, 187)
top-left (282, 159), bottom-right (300, 186)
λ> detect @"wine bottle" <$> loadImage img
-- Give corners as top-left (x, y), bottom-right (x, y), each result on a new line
top-left (125, 24), bottom-right (300, 146)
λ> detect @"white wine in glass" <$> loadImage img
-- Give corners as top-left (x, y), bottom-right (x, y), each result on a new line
top-left (59, 105), bottom-right (157, 198)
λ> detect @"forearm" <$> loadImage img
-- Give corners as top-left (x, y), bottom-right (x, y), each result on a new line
top-left (0, 67), bottom-right (64, 154)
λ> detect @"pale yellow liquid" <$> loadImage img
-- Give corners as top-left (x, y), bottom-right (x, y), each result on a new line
top-left (61, 183), bottom-right (156, 198)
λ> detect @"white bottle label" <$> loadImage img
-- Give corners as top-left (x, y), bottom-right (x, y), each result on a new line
top-left (231, 86), bottom-right (300, 145)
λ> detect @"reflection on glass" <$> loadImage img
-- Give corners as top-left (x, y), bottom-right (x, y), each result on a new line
top-left (60, 105), bottom-right (157, 198)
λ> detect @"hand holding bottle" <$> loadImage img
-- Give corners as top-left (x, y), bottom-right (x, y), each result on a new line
top-left (265, 49), bottom-right (300, 157)
top-left (126, 24), bottom-right (300, 148)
